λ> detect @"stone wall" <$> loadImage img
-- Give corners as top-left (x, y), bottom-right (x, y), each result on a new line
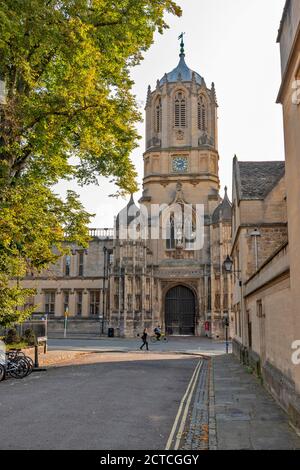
top-left (278, 0), bottom-right (300, 397)
top-left (233, 338), bottom-right (300, 430)
top-left (47, 318), bottom-right (107, 338)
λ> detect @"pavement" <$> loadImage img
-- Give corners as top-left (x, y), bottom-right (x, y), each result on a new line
top-left (181, 354), bottom-right (300, 450)
top-left (210, 355), bottom-right (300, 450)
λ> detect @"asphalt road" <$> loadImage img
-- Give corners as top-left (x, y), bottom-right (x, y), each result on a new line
top-left (48, 336), bottom-right (230, 355)
top-left (0, 357), bottom-right (199, 450)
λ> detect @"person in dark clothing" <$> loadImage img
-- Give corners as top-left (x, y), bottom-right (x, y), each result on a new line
top-left (140, 328), bottom-right (149, 351)
top-left (154, 325), bottom-right (161, 340)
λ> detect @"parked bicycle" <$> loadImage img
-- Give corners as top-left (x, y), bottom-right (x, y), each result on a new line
top-left (150, 333), bottom-right (169, 343)
top-left (0, 363), bottom-right (5, 382)
top-left (1, 349), bottom-right (34, 381)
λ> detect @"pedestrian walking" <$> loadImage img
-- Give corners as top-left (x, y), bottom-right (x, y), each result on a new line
top-left (140, 328), bottom-right (149, 351)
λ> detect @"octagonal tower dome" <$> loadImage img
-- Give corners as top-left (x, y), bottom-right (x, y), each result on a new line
top-left (159, 41), bottom-right (204, 86)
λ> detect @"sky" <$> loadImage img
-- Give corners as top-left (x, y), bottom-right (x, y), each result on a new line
top-left (56, 0), bottom-right (286, 228)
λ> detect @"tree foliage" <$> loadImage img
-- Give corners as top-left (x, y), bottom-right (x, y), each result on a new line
top-left (0, 0), bottom-right (181, 191)
top-left (0, 182), bottom-right (92, 327)
top-left (0, 0), bottom-right (181, 326)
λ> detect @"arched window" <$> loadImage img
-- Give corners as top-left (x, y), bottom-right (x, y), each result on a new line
top-left (155, 97), bottom-right (162, 133)
top-left (174, 91), bottom-right (186, 128)
top-left (198, 96), bottom-right (207, 131)
top-left (166, 214), bottom-right (175, 250)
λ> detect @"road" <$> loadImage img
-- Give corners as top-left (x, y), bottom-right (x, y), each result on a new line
top-left (0, 356), bottom-right (199, 450)
top-left (48, 336), bottom-right (231, 356)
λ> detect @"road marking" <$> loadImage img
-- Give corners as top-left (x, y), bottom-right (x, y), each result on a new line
top-left (165, 360), bottom-right (202, 450)
top-left (174, 361), bottom-right (203, 449)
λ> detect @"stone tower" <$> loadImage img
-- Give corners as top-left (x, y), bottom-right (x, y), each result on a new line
top-left (109, 38), bottom-right (232, 338)
top-left (141, 37), bottom-right (219, 208)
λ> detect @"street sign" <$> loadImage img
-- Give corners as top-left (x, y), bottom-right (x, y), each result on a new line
top-left (37, 336), bottom-right (47, 343)
top-left (64, 308), bottom-right (69, 338)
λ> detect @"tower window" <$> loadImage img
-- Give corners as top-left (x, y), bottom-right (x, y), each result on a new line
top-left (198, 96), bottom-right (207, 131)
top-left (166, 215), bottom-right (176, 250)
top-left (155, 97), bottom-right (162, 133)
top-left (174, 91), bottom-right (186, 128)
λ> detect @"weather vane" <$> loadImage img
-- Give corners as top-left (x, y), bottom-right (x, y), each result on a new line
top-left (178, 32), bottom-right (185, 55)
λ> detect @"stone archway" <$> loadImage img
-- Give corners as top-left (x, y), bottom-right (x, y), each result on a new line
top-left (165, 285), bottom-right (196, 336)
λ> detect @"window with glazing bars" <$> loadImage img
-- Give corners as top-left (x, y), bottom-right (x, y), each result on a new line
top-left (65, 255), bottom-right (71, 276)
top-left (78, 252), bottom-right (84, 276)
top-left (155, 98), bottom-right (162, 132)
top-left (76, 291), bottom-right (83, 316)
top-left (166, 215), bottom-right (175, 249)
top-left (45, 291), bottom-right (55, 315)
top-left (198, 96), bottom-right (207, 131)
top-left (90, 290), bottom-right (100, 316)
top-left (63, 291), bottom-right (69, 314)
top-left (174, 91), bottom-right (186, 128)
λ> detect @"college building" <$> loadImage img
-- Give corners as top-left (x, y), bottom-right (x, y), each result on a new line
top-left (231, 0), bottom-right (300, 430)
top-left (21, 39), bottom-right (233, 340)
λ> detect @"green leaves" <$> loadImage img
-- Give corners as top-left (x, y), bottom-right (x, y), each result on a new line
top-left (0, 0), bottom-right (181, 326)
top-left (0, 181), bottom-right (92, 327)
top-left (0, 0), bottom-right (181, 189)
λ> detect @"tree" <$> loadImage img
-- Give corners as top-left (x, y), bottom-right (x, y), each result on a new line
top-left (0, 0), bottom-right (181, 326)
top-left (0, 182), bottom-right (92, 327)
top-left (0, 0), bottom-right (181, 191)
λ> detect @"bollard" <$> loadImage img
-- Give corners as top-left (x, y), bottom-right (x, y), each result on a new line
top-left (34, 344), bottom-right (39, 368)
top-left (32, 341), bottom-right (46, 372)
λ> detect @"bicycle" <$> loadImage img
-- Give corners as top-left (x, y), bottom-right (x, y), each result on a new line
top-left (0, 363), bottom-right (5, 382)
top-left (150, 333), bottom-right (169, 343)
top-left (4, 349), bottom-right (33, 379)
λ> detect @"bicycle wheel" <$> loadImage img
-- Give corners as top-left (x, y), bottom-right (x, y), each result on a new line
top-left (8, 358), bottom-right (28, 379)
top-left (150, 336), bottom-right (157, 343)
top-left (162, 336), bottom-right (169, 343)
top-left (24, 356), bottom-right (34, 376)
top-left (0, 364), bottom-right (5, 382)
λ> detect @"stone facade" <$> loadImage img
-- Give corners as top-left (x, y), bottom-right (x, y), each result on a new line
top-left (20, 230), bottom-right (114, 334)
top-left (231, 157), bottom-right (288, 348)
top-left (108, 43), bottom-right (232, 338)
top-left (231, 0), bottom-right (300, 430)
top-left (19, 43), bottom-right (233, 339)
top-left (277, 0), bottom-right (300, 410)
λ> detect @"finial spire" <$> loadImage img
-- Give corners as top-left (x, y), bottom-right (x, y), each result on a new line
top-left (178, 32), bottom-right (185, 57)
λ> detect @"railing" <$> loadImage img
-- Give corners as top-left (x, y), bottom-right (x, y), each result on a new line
top-left (89, 228), bottom-right (114, 239)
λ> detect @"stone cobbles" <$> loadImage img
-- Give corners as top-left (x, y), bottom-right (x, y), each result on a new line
top-left (181, 359), bottom-right (210, 450)
top-left (208, 360), bottom-right (217, 450)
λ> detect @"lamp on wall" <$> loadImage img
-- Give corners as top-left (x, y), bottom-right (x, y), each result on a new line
top-left (223, 255), bottom-right (241, 285)
top-left (223, 255), bottom-right (233, 273)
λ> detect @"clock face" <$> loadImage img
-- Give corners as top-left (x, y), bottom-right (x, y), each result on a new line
top-left (172, 156), bottom-right (188, 173)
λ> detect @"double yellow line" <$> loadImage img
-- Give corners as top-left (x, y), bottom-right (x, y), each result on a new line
top-left (165, 360), bottom-right (203, 450)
